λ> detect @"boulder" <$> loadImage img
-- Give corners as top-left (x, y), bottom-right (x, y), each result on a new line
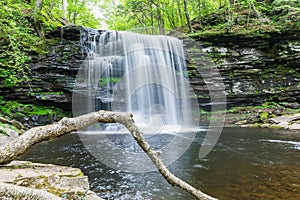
top-left (0, 161), bottom-right (102, 200)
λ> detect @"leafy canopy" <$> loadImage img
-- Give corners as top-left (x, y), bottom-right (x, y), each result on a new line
top-left (99, 0), bottom-right (300, 35)
top-left (0, 0), bottom-right (102, 86)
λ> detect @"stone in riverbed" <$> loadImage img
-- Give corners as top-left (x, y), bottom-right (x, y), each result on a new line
top-left (279, 102), bottom-right (300, 109)
top-left (269, 113), bottom-right (300, 130)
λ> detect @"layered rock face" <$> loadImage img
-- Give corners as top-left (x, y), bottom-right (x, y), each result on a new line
top-left (189, 33), bottom-right (300, 109)
top-left (1, 26), bottom-right (299, 113)
top-left (0, 26), bottom-right (87, 112)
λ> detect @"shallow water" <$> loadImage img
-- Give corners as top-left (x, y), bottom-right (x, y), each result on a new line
top-left (21, 128), bottom-right (300, 200)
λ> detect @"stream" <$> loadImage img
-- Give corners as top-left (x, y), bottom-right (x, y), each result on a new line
top-left (20, 128), bottom-right (300, 200)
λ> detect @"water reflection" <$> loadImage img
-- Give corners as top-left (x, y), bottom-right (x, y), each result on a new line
top-left (20, 128), bottom-right (300, 200)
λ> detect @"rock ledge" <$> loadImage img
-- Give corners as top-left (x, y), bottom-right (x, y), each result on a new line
top-left (0, 160), bottom-right (102, 200)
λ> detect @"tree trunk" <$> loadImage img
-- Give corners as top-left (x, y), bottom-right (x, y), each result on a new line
top-left (62, 0), bottom-right (67, 20)
top-left (32, 0), bottom-right (45, 38)
top-left (0, 110), bottom-right (217, 200)
top-left (156, 6), bottom-right (165, 34)
top-left (176, 0), bottom-right (184, 26)
top-left (183, 0), bottom-right (193, 33)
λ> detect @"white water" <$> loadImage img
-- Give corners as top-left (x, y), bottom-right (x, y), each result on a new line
top-left (261, 139), bottom-right (300, 150)
top-left (74, 30), bottom-right (196, 133)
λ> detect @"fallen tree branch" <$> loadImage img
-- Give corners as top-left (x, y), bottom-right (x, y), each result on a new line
top-left (0, 110), bottom-right (217, 200)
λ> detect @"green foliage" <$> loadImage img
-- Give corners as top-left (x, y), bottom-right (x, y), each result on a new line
top-left (66, 0), bottom-right (101, 28)
top-left (0, 0), bottom-right (41, 85)
top-left (272, 0), bottom-right (299, 7)
top-left (103, 0), bottom-right (300, 36)
top-left (99, 0), bottom-right (140, 30)
top-left (100, 0), bottom-right (213, 31)
top-left (261, 102), bottom-right (281, 108)
top-left (99, 77), bottom-right (120, 86)
top-left (0, 100), bottom-right (67, 119)
top-left (259, 112), bottom-right (269, 122)
top-left (100, 0), bottom-right (299, 34)
top-left (0, 0), bottom-right (102, 86)
top-left (0, 0), bottom-right (73, 86)
top-left (0, 122), bottom-right (19, 132)
top-left (188, 0), bottom-right (300, 37)
top-left (0, 129), bottom-right (9, 136)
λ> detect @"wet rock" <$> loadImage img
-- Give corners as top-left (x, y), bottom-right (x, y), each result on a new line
top-left (31, 115), bottom-right (39, 122)
top-left (188, 31), bottom-right (300, 108)
top-left (234, 120), bottom-right (248, 125)
top-left (269, 113), bottom-right (300, 130)
top-left (0, 26), bottom-right (89, 112)
top-left (279, 102), bottom-right (300, 109)
top-left (271, 108), bottom-right (285, 116)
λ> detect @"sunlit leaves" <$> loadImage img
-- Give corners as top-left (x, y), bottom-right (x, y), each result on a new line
top-left (100, 0), bottom-right (226, 31)
top-left (64, 0), bottom-right (101, 28)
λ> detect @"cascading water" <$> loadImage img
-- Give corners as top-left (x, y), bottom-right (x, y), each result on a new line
top-left (72, 29), bottom-right (199, 172)
top-left (73, 29), bottom-right (196, 133)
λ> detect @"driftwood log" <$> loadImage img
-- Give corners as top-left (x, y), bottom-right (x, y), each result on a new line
top-left (0, 110), bottom-right (217, 200)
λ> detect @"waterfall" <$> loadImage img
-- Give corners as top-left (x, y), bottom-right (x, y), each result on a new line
top-left (73, 29), bottom-right (196, 134)
top-left (72, 29), bottom-right (200, 172)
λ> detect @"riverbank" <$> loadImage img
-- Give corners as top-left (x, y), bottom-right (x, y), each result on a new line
top-left (198, 102), bottom-right (300, 130)
top-left (1, 103), bottom-right (299, 142)
top-left (224, 105), bottom-right (300, 129)
top-left (226, 112), bottom-right (300, 129)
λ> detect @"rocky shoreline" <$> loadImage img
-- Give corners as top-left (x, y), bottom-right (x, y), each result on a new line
top-left (223, 108), bottom-right (300, 130)
top-left (225, 113), bottom-right (300, 130)
top-left (197, 104), bottom-right (300, 130)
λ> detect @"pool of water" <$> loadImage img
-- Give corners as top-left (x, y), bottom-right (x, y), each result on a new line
top-left (20, 128), bottom-right (300, 200)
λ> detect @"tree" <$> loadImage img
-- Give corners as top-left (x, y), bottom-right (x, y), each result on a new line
top-left (183, 0), bottom-right (193, 32)
top-left (0, 110), bottom-right (217, 200)
top-left (62, 0), bottom-right (67, 19)
top-left (100, 0), bottom-right (226, 32)
top-left (66, 0), bottom-right (96, 28)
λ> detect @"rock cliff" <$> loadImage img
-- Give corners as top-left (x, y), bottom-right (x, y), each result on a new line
top-left (1, 26), bottom-right (299, 120)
